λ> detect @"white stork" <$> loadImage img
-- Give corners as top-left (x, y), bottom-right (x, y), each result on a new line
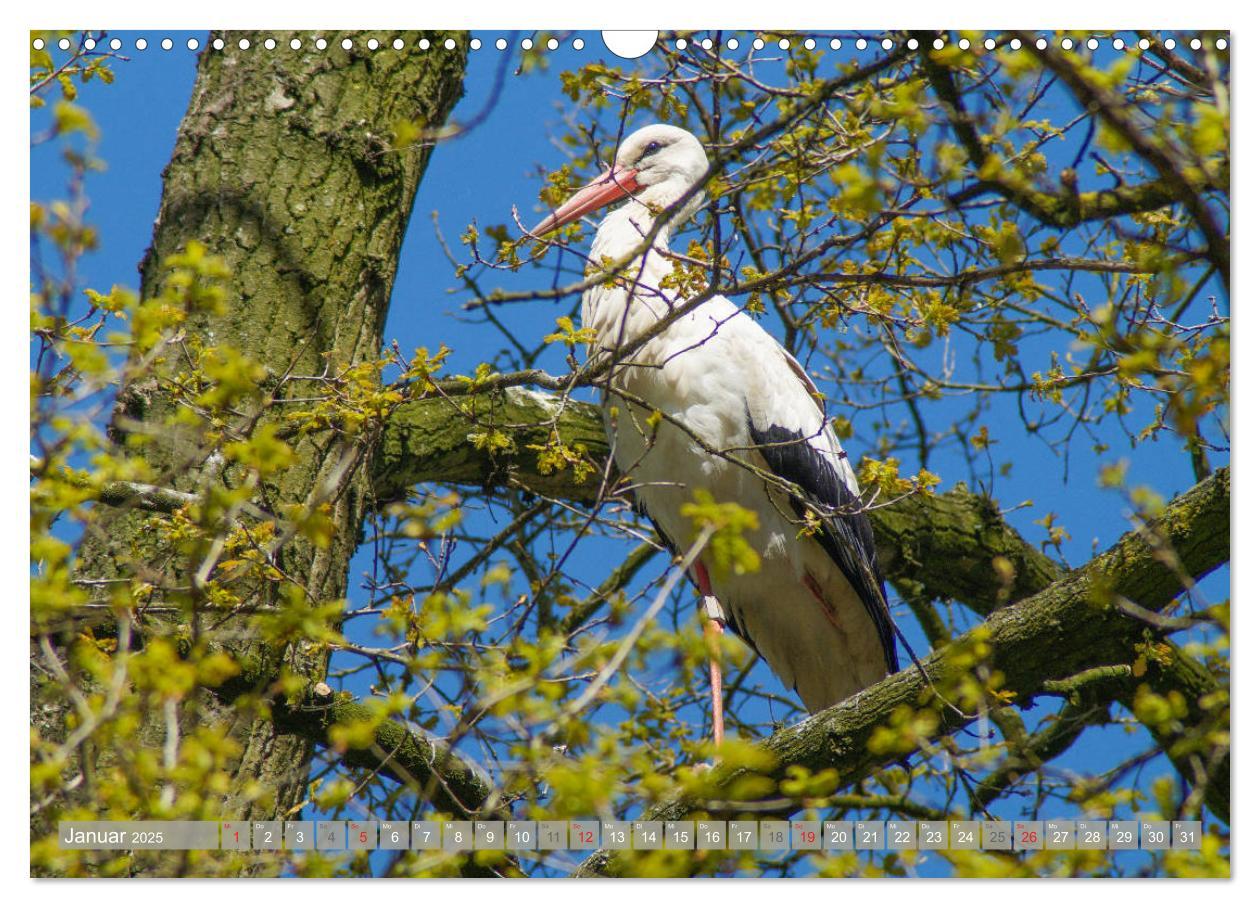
top-left (529, 124), bottom-right (898, 744)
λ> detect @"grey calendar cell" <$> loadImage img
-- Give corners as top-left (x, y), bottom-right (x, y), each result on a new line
top-left (251, 821), bottom-right (281, 850)
top-left (379, 821), bottom-right (409, 850)
top-left (1014, 820), bottom-right (1044, 850)
top-left (885, 820), bottom-right (916, 850)
top-left (349, 821), bottom-right (377, 851)
top-left (632, 821), bottom-right (662, 850)
top-left (1109, 820), bottom-right (1138, 850)
top-left (823, 821), bottom-right (854, 851)
top-left (475, 821), bottom-right (504, 850)
top-left (983, 820), bottom-right (1012, 850)
top-left (696, 820), bottom-right (726, 850)
top-left (1045, 820), bottom-right (1075, 850)
top-left (854, 820), bottom-right (884, 850)
top-left (444, 821), bottom-right (472, 851)
top-left (570, 820), bottom-right (599, 851)
top-left (1141, 821), bottom-right (1170, 851)
top-left (602, 820), bottom-right (632, 850)
top-left (411, 821), bottom-right (441, 850)
top-left (951, 821), bottom-right (980, 850)
top-left (284, 821), bottom-right (314, 850)
top-left (539, 820), bottom-right (568, 850)
top-left (1172, 820), bottom-right (1202, 851)
top-left (759, 820), bottom-right (789, 852)
top-left (316, 821), bottom-right (345, 851)
top-left (792, 821), bottom-right (822, 850)
top-left (1076, 820), bottom-right (1107, 850)
top-left (665, 821), bottom-right (694, 850)
top-left (918, 821), bottom-right (947, 851)
top-left (728, 820), bottom-right (759, 850)
top-left (506, 821), bottom-right (536, 851)
top-left (220, 821), bottom-right (250, 850)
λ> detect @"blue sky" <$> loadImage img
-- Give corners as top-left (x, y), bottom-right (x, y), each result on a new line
top-left (31, 31), bottom-right (1227, 877)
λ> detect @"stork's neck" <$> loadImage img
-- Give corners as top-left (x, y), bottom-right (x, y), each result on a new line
top-left (582, 189), bottom-right (712, 356)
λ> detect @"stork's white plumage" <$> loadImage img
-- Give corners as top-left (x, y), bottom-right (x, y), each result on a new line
top-left (531, 124), bottom-right (898, 736)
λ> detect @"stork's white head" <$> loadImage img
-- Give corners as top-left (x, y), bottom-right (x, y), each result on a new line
top-left (529, 124), bottom-right (709, 237)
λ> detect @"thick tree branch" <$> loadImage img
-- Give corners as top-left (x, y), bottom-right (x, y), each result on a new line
top-left (574, 467), bottom-right (1228, 876)
top-left (372, 390), bottom-right (1062, 614)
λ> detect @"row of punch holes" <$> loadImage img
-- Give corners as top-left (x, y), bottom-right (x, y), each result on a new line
top-left (33, 33), bottom-right (1230, 55)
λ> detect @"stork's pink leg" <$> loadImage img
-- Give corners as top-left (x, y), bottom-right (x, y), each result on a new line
top-left (694, 562), bottom-right (725, 748)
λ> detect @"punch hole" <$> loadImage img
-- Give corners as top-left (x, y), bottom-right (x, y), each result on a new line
top-left (856, 38), bottom-right (868, 50)
top-left (444, 38), bottom-right (456, 50)
top-left (602, 31), bottom-right (658, 59)
top-left (470, 38), bottom-right (482, 50)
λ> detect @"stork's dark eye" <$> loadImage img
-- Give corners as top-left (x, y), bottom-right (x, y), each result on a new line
top-left (641, 141), bottom-right (663, 159)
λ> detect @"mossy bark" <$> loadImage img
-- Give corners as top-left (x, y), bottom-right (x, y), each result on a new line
top-left (32, 30), bottom-right (467, 873)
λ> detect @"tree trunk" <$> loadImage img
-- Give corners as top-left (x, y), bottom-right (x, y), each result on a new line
top-left (32, 30), bottom-right (466, 873)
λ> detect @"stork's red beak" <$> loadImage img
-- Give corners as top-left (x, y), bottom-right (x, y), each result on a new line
top-left (528, 166), bottom-right (640, 237)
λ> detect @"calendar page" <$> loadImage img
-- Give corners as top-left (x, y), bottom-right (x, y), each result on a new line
top-left (28, 15), bottom-right (1230, 889)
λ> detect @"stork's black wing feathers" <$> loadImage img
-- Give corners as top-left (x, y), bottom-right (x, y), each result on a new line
top-left (747, 420), bottom-right (898, 674)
